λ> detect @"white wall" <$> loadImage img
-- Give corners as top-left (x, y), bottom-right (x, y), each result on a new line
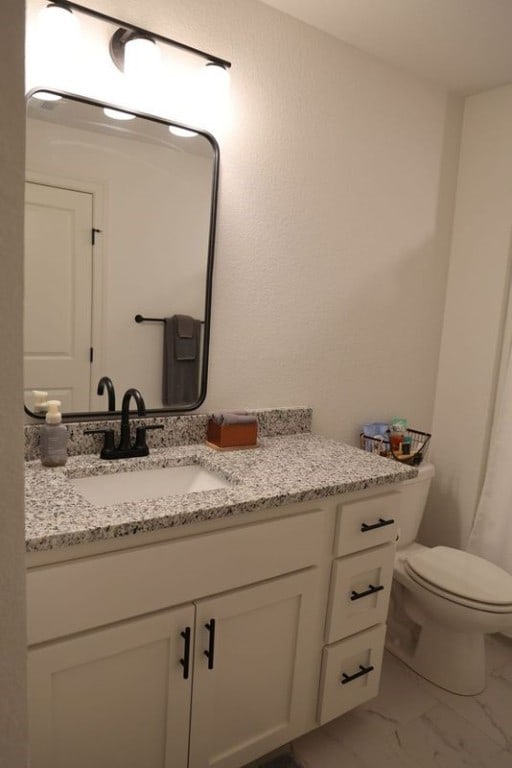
top-left (423, 84), bottom-right (512, 549)
top-left (26, 0), bottom-right (462, 443)
top-left (0, 0), bottom-right (28, 764)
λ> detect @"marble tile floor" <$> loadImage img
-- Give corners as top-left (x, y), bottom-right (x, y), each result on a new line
top-left (291, 634), bottom-right (512, 768)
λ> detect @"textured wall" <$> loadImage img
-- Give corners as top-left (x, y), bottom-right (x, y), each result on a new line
top-left (150, 0), bottom-right (462, 446)
top-left (0, 0), bottom-right (28, 764)
top-left (423, 84), bottom-right (512, 549)
top-left (26, 0), bottom-right (462, 444)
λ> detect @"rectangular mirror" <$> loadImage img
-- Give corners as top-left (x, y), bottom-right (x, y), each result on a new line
top-left (24, 90), bottom-right (219, 419)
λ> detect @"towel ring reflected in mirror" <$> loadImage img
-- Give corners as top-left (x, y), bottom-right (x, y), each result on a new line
top-left (24, 89), bottom-right (219, 421)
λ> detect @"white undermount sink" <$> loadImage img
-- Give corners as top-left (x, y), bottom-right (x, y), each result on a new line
top-left (70, 464), bottom-right (231, 507)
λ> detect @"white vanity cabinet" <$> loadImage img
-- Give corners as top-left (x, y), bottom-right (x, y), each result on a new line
top-left (27, 508), bottom-right (328, 768)
top-left (26, 488), bottom-right (401, 768)
top-left (28, 570), bottom-right (319, 768)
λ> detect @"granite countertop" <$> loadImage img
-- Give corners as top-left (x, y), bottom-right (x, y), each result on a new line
top-left (25, 433), bottom-right (417, 553)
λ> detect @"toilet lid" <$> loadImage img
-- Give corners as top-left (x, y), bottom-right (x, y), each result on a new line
top-left (403, 566), bottom-right (512, 613)
top-left (405, 546), bottom-right (512, 606)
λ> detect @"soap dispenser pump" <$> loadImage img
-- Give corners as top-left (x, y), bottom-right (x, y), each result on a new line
top-left (40, 400), bottom-right (68, 467)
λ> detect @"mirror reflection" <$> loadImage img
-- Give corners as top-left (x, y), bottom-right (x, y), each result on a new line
top-left (24, 91), bottom-right (218, 417)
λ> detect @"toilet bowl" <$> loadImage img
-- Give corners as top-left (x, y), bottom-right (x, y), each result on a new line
top-left (386, 464), bottom-right (512, 695)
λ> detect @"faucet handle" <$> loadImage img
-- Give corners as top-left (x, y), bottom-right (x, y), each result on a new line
top-left (84, 428), bottom-right (113, 439)
top-left (134, 424), bottom-right (163, 451)
top-left (84, 428), bottom-right (116, 459)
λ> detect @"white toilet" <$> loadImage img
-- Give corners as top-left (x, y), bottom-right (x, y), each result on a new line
top-left (387, 463), bottom-right (512, 695)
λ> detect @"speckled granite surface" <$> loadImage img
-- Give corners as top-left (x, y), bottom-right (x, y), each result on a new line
top-left (25, 433), bottom-right (417, 553)
top-left (24, 407), bottom-right (312, 461)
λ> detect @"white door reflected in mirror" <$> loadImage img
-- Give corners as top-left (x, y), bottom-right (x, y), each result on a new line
top-left (24, 182), bottom-right (94, 411)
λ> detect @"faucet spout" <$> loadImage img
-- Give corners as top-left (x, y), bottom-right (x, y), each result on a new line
top-left (119, 388), bottom-right (146, 451)
top-left (97, 376), bottom-right (116, 412)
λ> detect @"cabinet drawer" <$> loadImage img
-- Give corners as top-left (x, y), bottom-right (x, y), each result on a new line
top-left (317, 624), bottom-right (385, 725)
top-left (325, 543), bottom-right (394, 643)
top-left (27, 508), bottom-right (325, 645)
top-left (334, 493), bottom-right (399, 556)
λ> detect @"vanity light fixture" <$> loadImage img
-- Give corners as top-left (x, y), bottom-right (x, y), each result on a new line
top-left (39, 1), bottom-right (231, 82)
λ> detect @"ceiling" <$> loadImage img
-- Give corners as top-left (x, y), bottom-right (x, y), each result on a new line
top-left (260, 0), bottom-right (512, 95)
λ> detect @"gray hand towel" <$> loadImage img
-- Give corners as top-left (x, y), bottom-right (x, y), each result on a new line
top-left (176, 315), bottom-right (195, 338)
top-left (175, 313), bottom-right (197, 361)
top-left (162, 315), bottom-right (202, 405)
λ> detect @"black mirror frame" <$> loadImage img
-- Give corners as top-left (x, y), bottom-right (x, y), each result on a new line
top-left (24, 88), bottom-right (219, 422)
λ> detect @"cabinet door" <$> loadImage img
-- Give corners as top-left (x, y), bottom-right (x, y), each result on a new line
top-left (188, 569), bottom-right (319, 768)
top-left (28, 605), bottom-right (194, 768)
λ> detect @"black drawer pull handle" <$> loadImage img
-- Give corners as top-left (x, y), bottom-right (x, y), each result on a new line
top-left (204, 619), bottom-right (216, 670)
top-left (361, 517), bottom-right (395, 532)
top-left (179, 627), bottom-right (191, 680)
top-left (341, 664), bottom-right (374, 685)
top-left (350, 584), bottom-right (385, 601)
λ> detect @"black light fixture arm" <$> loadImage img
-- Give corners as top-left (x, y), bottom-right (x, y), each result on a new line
top-left (49, 0), bottom-right (232, 69)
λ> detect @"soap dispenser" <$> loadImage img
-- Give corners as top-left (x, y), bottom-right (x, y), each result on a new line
top-left (40, 400), bottom-right (68, 467)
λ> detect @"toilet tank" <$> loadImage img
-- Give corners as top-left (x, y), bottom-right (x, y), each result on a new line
top-left (395, 462), bottom-right (435, 549)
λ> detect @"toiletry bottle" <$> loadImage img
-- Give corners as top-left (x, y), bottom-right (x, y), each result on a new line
top-left (40, 400), bottom-right (68, 467)
top-left (390, 417), bottom-right (407, 452)
top-left (32, 390), bottom-right (48, 414)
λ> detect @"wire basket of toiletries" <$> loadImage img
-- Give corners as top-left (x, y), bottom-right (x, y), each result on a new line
top-left (360, 421), bottom-right (431, 465)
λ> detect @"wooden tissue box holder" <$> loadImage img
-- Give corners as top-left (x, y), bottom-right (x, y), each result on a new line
top-left (207, 419), bottom-right (258, 449)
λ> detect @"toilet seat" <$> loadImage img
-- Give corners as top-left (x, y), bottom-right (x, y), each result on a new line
top-left (404, 546), bottom-right (512, 613)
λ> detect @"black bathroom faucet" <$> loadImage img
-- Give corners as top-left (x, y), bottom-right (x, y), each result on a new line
top-left (85, 387), bottom-right (163, 460)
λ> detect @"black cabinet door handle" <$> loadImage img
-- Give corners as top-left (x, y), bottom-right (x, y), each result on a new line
top-left (179, 627), bottom-right (191, 680)
top-left (360, 517), bottom-right (395, 532)
top-left (341, 664), bottom-right (374, 685)
top-left (204, 619), bottom-right (216, 670)
top-left (350, 584), bottom-right (385, 601)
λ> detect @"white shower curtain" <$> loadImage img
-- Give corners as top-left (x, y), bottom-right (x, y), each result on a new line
top-left (467, 339), bottom-right (512, 574)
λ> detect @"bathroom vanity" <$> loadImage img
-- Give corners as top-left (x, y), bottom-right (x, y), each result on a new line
top-left (25, 426), bottom-right (415, 768)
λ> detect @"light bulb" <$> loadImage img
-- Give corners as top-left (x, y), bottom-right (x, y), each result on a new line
top-left (103, 107), bottom-right (136, 121)
top-left (124, 35), bottom-right (161, 82)
top-left (193, 62), bottom-right (231, 130)
top-left (169, 126), bottom-right (198, 138)
top-left (202, 62), bottom-right (230, 97)
top-left (38, 2), bottom-right (79, 45)
top-left (32, 91), bottom-right (62, 102)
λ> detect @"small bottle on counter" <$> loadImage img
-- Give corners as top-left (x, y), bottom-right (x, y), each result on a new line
top-left (389, 417), bottom-right (407, 452)
top-left (40, 400), bottom-right (68, 467)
